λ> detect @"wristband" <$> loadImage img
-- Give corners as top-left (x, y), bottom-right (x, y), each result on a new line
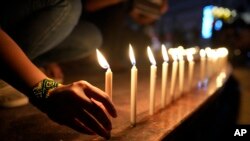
top-left (32, 78), bottom-right (61, 99)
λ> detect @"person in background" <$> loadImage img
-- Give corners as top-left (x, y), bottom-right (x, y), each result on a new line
top-left (85, 0), bottom-right (168, 69)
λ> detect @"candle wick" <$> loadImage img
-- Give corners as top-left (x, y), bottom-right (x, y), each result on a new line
top-left (106, 64), bottom-right (110, 69)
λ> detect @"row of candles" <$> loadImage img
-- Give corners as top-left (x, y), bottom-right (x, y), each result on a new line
top-left (96, 45), bottom-right (229, 126)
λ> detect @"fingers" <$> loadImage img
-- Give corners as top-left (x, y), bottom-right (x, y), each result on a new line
top-left (76, 109), bottom-right (111, 139)
top-left (79, 81), bottom-right (117, 118)
top-left (47, 95), bottom-right (110, 138)
top-left (50, 82), bottom-right (113, 130)
top-left (69, 118), bottom-right (95, 135)
top-left (66, 83), bottom-right (112, 134)
top-left (46, 81), bottom-right (116, 139)
top-left (83, 101), bottom-right (112, 131)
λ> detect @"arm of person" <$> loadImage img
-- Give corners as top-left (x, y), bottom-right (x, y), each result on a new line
top-left (0, 28), bottom-right (117, 139)
top-left (0, 28), bottom-right (47, 92)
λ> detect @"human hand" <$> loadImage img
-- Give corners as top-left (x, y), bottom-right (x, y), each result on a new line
top-left (129, 0), bottom-right (168, 25)
top-left (43, 80), bottom-right (117, 139)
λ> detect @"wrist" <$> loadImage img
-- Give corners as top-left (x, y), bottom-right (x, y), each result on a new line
top-left (32, 78), bottom-right (62, 99)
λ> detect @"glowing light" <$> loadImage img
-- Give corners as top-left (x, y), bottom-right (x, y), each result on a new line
top-left (185, 47), bottom-right (197, 55)
top-left (161, 45), bottom-right (169, 62)
top-left (129, 44), bottom-right (136, 65)
top-left (147, 46), bottom-right (156, 65)
top-left (200, 49), bottom-right (206, 58)
top-left (169, 48), bottom-right (178, 61)
top-left (217, 47), bottom-right (229, 57)
top-left (187, 53), bottom-right (194, 62)
top-left (177, 46), bottom-right (185, 60)
top-left (216, 72), bottom-right (226, 88)
top-left (214, 20), bottom-right (223, 31)
top-left (201, 5), bottom-right (214, 39)
top-left (205, 47), bottom-right (212, 57)
top-left (96, 49), bottom-right (110, 69)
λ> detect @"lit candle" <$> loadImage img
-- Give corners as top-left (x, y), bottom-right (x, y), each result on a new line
top-left (212, 50), bottom-right (219, 74)
top-left (96, 49), bottom-right (113, 101)
top-left (177, 46), bottom-right (185, 99)
top-left (147, 46), bottom-right (157, 115)
top-left (199, 49), bottom-right (206, 82)
top-left (217, 47), bottom-right (228, 69)
top-left (161, 45), bottom-right (169, 108)
top-left (223, 48), bottom-right (229, 67)
top-left (216, 48), bottom-right (223, 72)
top-left (169, 49), bottom-right (178, 104)
top-left (129, 45), bottom-right (138, 126)
top-left (187, 52), bottom-right (195, 91)
top-left (205, 47), bottom-right (212, 78)
top-left (210, 49), bottom-right (217, 76)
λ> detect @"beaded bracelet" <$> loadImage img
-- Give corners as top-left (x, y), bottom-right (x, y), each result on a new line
top-left (32, 78), bottom-right (61, 99)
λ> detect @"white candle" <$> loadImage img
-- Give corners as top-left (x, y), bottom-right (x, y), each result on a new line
top-left (205, 47), bottom-right (212, 78)
top-left (223, 48), bottom-right (228, 67)
top-left (217, 47), bottom-right (228, 69)
top-left (169, 49), bottom-right (178, 104)
top-left (211, 50), bottom-right (217, 76)
top-left (177, 47), bottom-right (185, 99)
top-left (147, 47), bottom-right (157, 115)
top-left (216, 48), bottom-right (223, 72)
top-left (129, 45), bottom-right (138, 126)
top-left (213, 50), bottom-right (219, 74)
top-left (96, 49), bottom-right (113, 101)
top-left (105, 68), bottom-right (113, 101)
top-left (161, 45), bottom-right (169, 108)
top-left (187, 53), bottom-right (195, 91)
top-left (199, 49), bottom-right (206, 82)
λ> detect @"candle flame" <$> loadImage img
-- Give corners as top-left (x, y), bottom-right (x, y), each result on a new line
top-left (205, 47), bottom-right (213, 58)
top-left (96, 49), bottom-right (110, 69)
top-left (147, 46), bottom-right (156, 65)
top-left (169, 48), bottom-right (178, 61)
top-left (217, 47), bottom-right (228, 57)
top-left (177, 47), bottom-right (184, 60)
top-left (205, 47), bottom-right (211, 55)
top-left (168, 48), bottom-right (175, 55)
top-left (161, 45), bottom-right (169, 62)
top-left (187, 53), bottom-right (194, 62)
top-left (210, 49), bottom-right (217, 59)
top-left (199, 49), bottom-right (206, 58)
top-left (129, 44), bottom-right (136, 65)
top-left (185, 47), bottom-right (197, 55)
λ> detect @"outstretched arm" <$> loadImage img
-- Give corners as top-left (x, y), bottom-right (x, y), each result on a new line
top-left (0, 28), bottom-right (117, 139)
top-left (0, 28), bottom-right (47, 93)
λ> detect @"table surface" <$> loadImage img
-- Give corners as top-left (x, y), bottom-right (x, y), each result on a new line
top-left (0, 61), bottom-right (231, 141)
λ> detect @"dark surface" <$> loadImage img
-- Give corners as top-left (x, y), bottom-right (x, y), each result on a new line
top-left (164, 75), bottom-right (240, 141)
